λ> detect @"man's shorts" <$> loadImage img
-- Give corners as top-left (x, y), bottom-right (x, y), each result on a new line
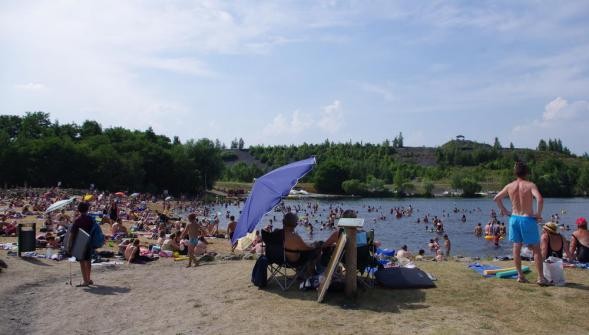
top-left (508, 215), bottom-right (540, 245)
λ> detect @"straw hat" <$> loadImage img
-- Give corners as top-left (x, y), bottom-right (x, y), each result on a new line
top-left (543, 222), bottom-right (558, 234)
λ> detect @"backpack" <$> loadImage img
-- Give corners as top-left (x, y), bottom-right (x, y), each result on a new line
top-left (251, 255), bottom-right (268, 288)
top-left (89, 217), bottom-right (105, 249)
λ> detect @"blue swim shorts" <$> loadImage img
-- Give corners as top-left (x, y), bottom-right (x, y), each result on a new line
top-left (508, 215), bottom-right (540, 245)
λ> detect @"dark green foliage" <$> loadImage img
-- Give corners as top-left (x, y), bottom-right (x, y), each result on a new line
top-left (437, 140), bottom-right (499, 166)
top-left (451, 173), bottom-right (482, 197)
top-left (538, 138), bottom-right (571, 155)
top-left (493, 137), bottom-right (502, 150)
top-left (531, 158), bottom-right (578, 197)
top-left (0, 113), bottom-right (223, 195)
top-left (222, 162), bottom-right (263, 182)
top-left (423, 180), bottom-right (435, 197)
top-left (341, 179), bottom-right (367, 195)
top-left (577, 166), bottom-right (589, 195)
top-left (314, 160), bottom-right (348, 194)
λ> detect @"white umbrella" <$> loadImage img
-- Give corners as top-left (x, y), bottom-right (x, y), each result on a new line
top-left (45, 197), bottom-right (76, 213)
top-left (130, 193), bottom-right (140, 198)
top-left (165, 196), bottom-right (173, 201)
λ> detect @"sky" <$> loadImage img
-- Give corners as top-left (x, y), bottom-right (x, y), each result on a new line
top-left (1, 1), bottom-right (588, 154)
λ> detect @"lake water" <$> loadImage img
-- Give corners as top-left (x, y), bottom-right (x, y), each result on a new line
top-left (206, 197), bottom-right (589, 258)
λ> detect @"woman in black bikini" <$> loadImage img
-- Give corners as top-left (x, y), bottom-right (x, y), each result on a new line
top-left (540, 222), bottom-right (570, 260)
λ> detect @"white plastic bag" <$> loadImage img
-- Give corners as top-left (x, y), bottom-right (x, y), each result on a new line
top-left (543, 256), bottom-right (565, 286)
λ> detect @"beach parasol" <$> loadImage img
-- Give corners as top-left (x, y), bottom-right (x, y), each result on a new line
top-left (130, 192), bottom-right (140, 198)
top-left (231, 156), bottom-right (316, 245)
top-left (83, 194), bottom-right (94, 201)
top-left (165, 196), bottom-right (173, 201)
top-left (45, 197), bottom-right (76, 213)
top-left (114, 192), bottom-right (126, 197)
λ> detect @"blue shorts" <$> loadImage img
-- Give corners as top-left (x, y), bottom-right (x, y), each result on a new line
top-left (508, 215), bottom-right (540, 245)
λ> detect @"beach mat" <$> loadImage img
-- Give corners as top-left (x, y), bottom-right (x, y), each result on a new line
top-left (469, 263), bottom-right (502, 278)
top-left (468, 263), bottom-right (525, 279)
top-left (375, 268), bottom-right (436, 289)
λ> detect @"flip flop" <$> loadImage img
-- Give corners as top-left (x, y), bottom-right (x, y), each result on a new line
top-left (537, 279), bottom-right (551, 287)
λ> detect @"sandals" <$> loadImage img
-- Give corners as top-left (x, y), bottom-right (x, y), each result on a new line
top-left (536, 279), bottom-right (551, 287)
top-left (517, 276), bottom-right (529, 283)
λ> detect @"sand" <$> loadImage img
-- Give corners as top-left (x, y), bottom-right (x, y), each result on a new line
top-left (1, 202), bottom-right (589, 335)
top-left (3, 247), bottom-right (589, 335)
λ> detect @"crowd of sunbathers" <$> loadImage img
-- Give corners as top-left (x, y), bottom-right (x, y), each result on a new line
top-left (0, 188), bottom-right (240, 265)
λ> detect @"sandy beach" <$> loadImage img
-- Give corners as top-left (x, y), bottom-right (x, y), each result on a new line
top-left (2, 246), bottom-right (589, 335)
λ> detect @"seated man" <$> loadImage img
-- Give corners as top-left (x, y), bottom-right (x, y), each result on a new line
top-left (283, 212), bottom-right (320, 266)
top-left (162, 232), bottom-right (181, 252)
top-left (396, 245), bottom-right (414, 260)
top-left (111, 219), bottom-right (128, 239)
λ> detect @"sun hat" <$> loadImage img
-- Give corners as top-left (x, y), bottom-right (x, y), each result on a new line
top-left (543, 222), bottom-right (558, 234)
top-left (576, 217), bottom-right (587, 227)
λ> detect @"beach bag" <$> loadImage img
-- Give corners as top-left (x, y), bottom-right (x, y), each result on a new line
top-left (251, 255), bottom-right (268, 288)
top-left (543, 256), bottom-right (565, 286)
top-left (89, 217), bottom-right (105, 249)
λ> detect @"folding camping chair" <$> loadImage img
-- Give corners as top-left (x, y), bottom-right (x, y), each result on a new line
top-left (261, 229), bottom-right (313, 291)
top-left (356, 229), bottom-right (378, 288)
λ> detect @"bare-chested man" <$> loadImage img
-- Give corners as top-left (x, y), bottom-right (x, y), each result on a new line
top-left (494, 161), bottom-right (548, 285)
top-left (180, 213), bottom-right (200, 267)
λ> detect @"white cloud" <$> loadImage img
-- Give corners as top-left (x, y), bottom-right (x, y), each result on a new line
top-left (263, 100), bottom-right (344, 137)
top-left (542, 96), bottom-right (581, 122)
top-left (511, 97), bottom-right (589, 153)
top-left (263, 110), bottom-right (313, 136)
top-left (14, 82), bottom-right (46, 91)
top-left (318, 100), bottom-right (343, 133)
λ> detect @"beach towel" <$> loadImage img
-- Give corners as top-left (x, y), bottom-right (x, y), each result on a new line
top-left (468, 263), bottom-right (518, 279)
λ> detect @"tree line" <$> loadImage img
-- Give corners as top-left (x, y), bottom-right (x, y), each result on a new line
top-left (2, 113), bottom-right (588, 198)
top-left (244, 138), bottom-right (589, 197)
top-left (0, 112), bottom-right (224, 195)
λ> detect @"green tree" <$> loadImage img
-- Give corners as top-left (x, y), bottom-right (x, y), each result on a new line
top-left (460, 177), bottom-right (482, 197)
top-left (577, 166), bottom-right (589, 195)
top-left (423, 179), bottom-right (435, 197)
top-left (493, 137), bottom-right (502, 150)
top-left (537, 139), bottom-right (547, 151)
top-left (314, 161), bottom-right (348, 194)
top-left (341, 179), bottom-right (366, 195)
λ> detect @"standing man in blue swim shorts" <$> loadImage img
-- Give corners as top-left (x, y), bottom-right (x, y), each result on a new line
top-left (494, 161), bottom-right (548, 285)
top-left (181, 213), bottom-right (201, 268)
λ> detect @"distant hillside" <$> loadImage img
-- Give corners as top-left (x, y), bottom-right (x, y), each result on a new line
top-left (221, 149), bottom-right (267, 169)
top-left (393, 147), bottom-right (437, 166)
top-left (219, 138), bottom-right (589, 197)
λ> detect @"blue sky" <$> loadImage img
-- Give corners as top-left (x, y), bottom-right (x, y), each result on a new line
top-left (1, 1), bottom-right (588, 153)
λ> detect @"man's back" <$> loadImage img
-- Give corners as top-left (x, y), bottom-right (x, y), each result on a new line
top-left (186, 221), bottom-right (199, 239)
top-left (506, 179), bottom-right (536, 216)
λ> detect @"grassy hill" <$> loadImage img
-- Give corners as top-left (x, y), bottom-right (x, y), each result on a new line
top-left (218, 139), bottom-right (589, 197)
